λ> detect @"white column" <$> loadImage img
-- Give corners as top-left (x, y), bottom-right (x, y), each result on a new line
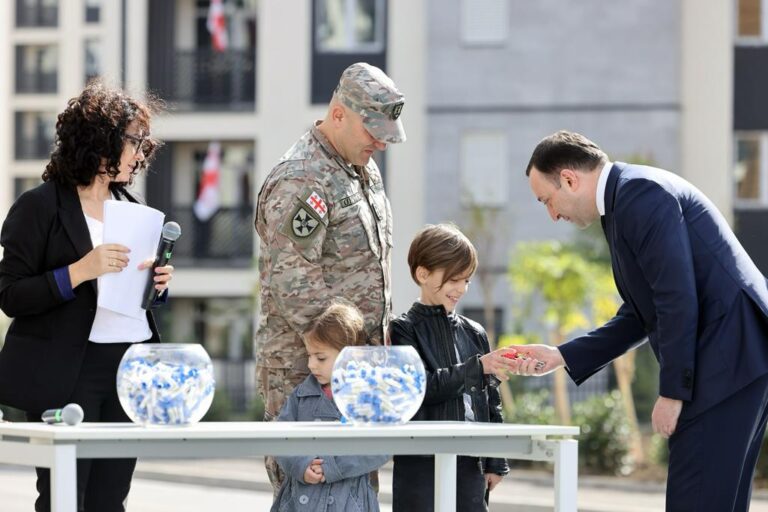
top-left (124, 0), bottom-right (149, 93)
top-left (680, 0), bottom-right (733, 222)
top-left (387, 0), bottom-right (426, 315)
top-left (0, 0), bottom-right (13, 226)
top-left (59, 0), bottom-right (84, 98)
top-left (100, 0), bottom-right (123, 86)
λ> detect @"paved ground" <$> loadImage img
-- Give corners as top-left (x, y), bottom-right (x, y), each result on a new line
top-left (3, 458), bottom-right (768, 511)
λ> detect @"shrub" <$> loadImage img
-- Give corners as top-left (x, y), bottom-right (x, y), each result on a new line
top-left (504, 389), bottom-right (556, 469)
top-left (571, 390), bottom-right (634, 475)
top-left (248, 395), bottom-right (265, 421)
top-left (649, 432), bottom-right (669, 466)
top-left (506, 388), bottom-right (556, 425)
top-left (202, 390), bottom-right (233, 421)
top-left (754, 433), bottom-right (768, 479)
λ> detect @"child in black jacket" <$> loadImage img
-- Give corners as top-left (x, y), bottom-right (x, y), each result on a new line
top-left (389, 223), bottom-right (517, 512)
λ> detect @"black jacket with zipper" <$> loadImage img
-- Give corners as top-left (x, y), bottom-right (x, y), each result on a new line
top-left (389, 301), bottom-right (509, 476)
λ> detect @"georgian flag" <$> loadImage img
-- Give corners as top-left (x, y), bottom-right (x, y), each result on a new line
top-left (207, 0), bottom-right (228, 52)
top-left (193, 142), bottom-right (222, 222)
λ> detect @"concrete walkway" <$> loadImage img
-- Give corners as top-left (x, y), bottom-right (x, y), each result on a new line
top-left (4, 458), bottom-right (768, 511)
top-left (132, 458), bottom-right (768, 512)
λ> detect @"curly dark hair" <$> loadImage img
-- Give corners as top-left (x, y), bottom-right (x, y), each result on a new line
top-left (42, 80), bottom-right (164, 189)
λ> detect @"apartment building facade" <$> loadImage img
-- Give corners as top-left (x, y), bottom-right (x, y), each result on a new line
top-left (2, 0), bottom-right (761, 412)
top-left (0, 0), bottom-right (426, 413)
top-left (424, 0), bottom-right (732, 336)
top-left (734, 0), bottom-right (768, 275)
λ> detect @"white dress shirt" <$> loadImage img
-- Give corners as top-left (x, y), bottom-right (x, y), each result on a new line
top-left (596, 161), bottom-right (613, 216)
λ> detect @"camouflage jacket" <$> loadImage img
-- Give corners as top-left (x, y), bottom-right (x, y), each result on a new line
top-left (254, 124), bottom-right (392, 369)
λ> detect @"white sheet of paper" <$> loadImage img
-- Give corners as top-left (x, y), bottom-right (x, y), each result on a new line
top-left (97, 200), bottom-right (164, 318)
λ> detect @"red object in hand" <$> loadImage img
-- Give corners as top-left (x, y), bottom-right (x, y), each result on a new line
top-left (502, 349), bottom-right (520, 359)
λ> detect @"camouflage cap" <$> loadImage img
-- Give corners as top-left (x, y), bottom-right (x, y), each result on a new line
top-left (335, 62), bottom-right (406, 144)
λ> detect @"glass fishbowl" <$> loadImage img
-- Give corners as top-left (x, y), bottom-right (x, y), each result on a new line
top-left (116, 343), bottom-right (215, 426)
top-left (331, 345), bottom-right (426, 425)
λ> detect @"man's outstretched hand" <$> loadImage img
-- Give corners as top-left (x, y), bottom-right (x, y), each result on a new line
top-left (504, 344), bottom-right (565, 376)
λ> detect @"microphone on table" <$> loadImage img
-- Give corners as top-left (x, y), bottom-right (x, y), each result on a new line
top-left (41, 403), bottom-right (84, 426)
top-left (141, 221), bottom-right (182, 310)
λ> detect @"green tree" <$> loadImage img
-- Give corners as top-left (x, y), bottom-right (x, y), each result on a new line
top-left (508, 240), bottom-right (644, 463)
top-left (460, 198), bottom-right (515, 412)
top-left (509, 241), bottom-right (596, 423)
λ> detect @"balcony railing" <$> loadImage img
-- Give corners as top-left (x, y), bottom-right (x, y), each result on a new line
top-left (165, 49), bottom-right (255, 111)
top-left (16, 0), bottom-right (57, 27)
top-left (167, 206), bottom-right (253, 267)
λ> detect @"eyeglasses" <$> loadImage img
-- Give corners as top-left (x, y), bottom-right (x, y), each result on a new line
top-left (125, 133), bottom-right (152, 155)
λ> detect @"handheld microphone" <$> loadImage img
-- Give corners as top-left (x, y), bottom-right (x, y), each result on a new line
top-left (41, 403), bottom-right (83, 426)
top-left (142, 221), bottom-right (181, 310)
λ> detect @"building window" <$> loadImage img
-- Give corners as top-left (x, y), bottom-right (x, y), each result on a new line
top-left (460, 131), bottom-right (507, 207)
top-left (84, 39), bottom-right (103, 85)
top-left (14, 111), bottom-right (56, 160)
top-left (16, 0), bottom-right (58, 27)
top-left (146, 141), bottom-right (255, 266)
top-left (147, 0), bottom-right (256, 110)
top-left (737, 0), bottom-right (768, 42)
top-left (315, 0), bottom-right (385, 53)
top-left (153, 297), bottom-right (255, 413)
top-left (85, 0), bottom-right (100, 23)
top-left (734, 133), bottom-right (768, 205)
top-left (311, 0), bottom-right (387, 104)
top-left (14, 177), bottom-right (43, 199)
top-left (15, 44), bottom-right (58, 94)
top-left (462, 307), bottom-right (504, 344)
top-left (461, 0), bottom-right (508, 46)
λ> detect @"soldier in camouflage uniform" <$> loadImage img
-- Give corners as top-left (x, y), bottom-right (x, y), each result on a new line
top-left (254, 62), bottom-right (406, 494)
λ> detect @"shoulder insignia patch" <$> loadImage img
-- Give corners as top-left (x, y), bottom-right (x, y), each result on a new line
top-left (292, 207), bottom-right (320, 238)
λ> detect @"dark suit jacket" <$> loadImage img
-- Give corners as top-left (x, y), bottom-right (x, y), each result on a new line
top-left (559, 163), bottom-right (768, 419)
top-left (0, 180), bottom-right (160, 413)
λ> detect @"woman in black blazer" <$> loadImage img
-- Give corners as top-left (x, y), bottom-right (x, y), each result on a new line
top-left (0, 81), bottom-right (173, 512)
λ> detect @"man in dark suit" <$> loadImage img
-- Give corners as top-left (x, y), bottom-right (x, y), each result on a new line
top-left (514, 130), bottom-right (768, 511)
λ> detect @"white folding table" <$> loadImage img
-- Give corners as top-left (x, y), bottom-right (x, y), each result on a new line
top-left (0, 421), bottom-right (579, 512)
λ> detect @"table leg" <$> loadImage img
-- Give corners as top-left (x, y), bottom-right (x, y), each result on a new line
top-left (553, 439), bottom-right (578, 512)
top-left (50, 445), bottom-right (77, 512)
top-left (434, 453), bottom-right (457, 512)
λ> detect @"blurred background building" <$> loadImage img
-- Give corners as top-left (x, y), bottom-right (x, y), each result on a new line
top-left (0, 0), bottom-right (765, 415)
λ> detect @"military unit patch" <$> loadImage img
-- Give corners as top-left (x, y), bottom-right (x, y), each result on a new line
top-left (292, 208), bottom-right (319, 237)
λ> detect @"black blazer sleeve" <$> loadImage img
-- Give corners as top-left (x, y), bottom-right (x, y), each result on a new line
top-left (0, 187), bottom-right (71, 317)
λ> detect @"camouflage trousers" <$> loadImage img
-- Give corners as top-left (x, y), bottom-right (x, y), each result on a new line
top-left (256, 364), bottom-right (380, 497)
top-left (257, 365), bottom-right (309, 497)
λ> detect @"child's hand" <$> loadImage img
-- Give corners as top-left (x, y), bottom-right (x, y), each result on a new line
top-left (303, 458), bottom-right (325, 484)
top-left (486, 472), bottom-right (504, 491)
top-left (480, 347), bottom-right (520, 381)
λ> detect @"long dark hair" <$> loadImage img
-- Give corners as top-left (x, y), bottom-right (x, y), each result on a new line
top-left (42, 80), bottom-right (163, 189)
